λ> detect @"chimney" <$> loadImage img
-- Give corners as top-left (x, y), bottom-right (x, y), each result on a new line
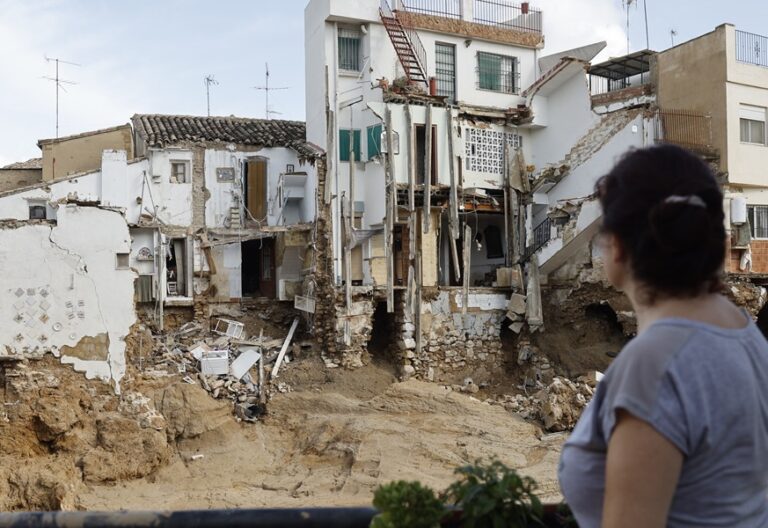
top-left (521, 2), bottom-right (529, 14)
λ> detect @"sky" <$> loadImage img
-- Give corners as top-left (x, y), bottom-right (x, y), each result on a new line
top-left (1, 0), bottom-right (767, 166)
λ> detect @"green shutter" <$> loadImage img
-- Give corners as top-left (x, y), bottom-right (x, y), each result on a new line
top-left (339, 130), bottom-right (361, 162)
top-left (478, 53), bottom-right (501, 91)
top-left (367, 124), bottom-right (383, 159)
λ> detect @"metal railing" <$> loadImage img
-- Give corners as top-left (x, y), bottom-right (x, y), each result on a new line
top-left (382, 0), bottom-right (429, 83)
top-left (476, 52), bottom-right (520, 93)
top-left (524, 216), bottom-right (552, 260)
top-left (399, 0), bottom-right (462, 19)
top-left (588, 74), bottom-right (649, 96)
top-left (473, 0), bottom-right (543, 34)
top-left (736, 30), bottom-right (768, 67)
top-left (654, 109), bottom-right (713, 152)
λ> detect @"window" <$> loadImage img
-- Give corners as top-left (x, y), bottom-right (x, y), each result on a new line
top-left (170, 161), bottom-right (190, 183)
top-left (338, 27), bottom-right (361, 72)
top-left (477, 52), bottom-right (518, 94)
top-left (484, 225), bottom-right (504, 259)
top-left (339, 129), bottom-right (361, 162)
top-left (435, 42), bottom-right (456, 102)
top-left (367, 124), bottom-right (399, 159)
top-left (749, 205), bottom-right (768, 239)
top-left (29, 204), bottom-right (46, 220)
top-left (740, 105), bottom-right (766, 145)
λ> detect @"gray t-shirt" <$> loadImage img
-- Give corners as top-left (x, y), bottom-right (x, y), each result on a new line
top-left (559, 316), bottom-right (768, 527)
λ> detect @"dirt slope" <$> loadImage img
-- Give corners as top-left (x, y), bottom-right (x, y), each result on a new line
top-left (78, 377), bottom-right (564, 509)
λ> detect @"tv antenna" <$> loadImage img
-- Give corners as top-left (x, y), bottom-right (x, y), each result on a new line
top-left (622, 0), bottom-right (637, 54)
top-left (670, 28), bottom-right (678, 46)
top-left (253, 63), bottom-right (288, 120)
top-left (43, 56), bottom-right (80, 138)
top-left (204, 74), bottom-right (219, 116)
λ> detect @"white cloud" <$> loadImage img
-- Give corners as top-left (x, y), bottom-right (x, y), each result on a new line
top-left (535, 0), bottom-right (628, 61)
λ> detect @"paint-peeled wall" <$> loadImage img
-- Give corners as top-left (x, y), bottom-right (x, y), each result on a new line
top-left (0, 206), bottom-right (135, 390)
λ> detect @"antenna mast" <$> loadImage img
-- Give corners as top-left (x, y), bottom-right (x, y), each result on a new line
top-left (643, 0), bottom-right (650, 50)
top-left (623, 0), bottom-right (636, 54)
top-left (204, 74), bottom-right (219, 117)
top-left (253, 63), bottom-right (289, 119)
top-left (670, 28), bottom-right (678, 46)
top-left (43, 56), bottom-right (80, 138)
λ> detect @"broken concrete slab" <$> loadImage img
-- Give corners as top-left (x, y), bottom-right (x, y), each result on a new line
top-left (189, 342), bottom-right (211, 361)
top-left (507, 293), bottom-right (527, 315)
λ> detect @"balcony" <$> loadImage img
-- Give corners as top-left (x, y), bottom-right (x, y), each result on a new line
top-left (654, 109), bottom-right (717, 158)
top-left (392, 0), bottom-right (544, 48)
top-left (736, 30), bottom-right (768, 68)
top-left (588, 50), bottom-right (655, 110)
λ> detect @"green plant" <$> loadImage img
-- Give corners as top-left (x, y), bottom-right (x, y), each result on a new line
top-left (443, 460), bottom-right (545, 528)
top-left (371, 480), bottom-right (445, 528)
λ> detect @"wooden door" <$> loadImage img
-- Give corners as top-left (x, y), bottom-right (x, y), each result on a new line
top-left (246, 159), bottom-right (267, 221)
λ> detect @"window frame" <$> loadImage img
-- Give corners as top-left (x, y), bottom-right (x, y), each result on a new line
top-left (740, 118), bottom-right (766, 145)
top-left (476, 51), bottom-right (519, 94)
top-left (170, 160), bottom-right (190, 183)
top-left (749, 205), bottom-right (768, 239)
top-left (435, 42), bottom-right (457, 103)
top-left (338, 27), bottom-right (362, 73)
top-left (28, 204), bottom-right (47, 220)
top-left (339, 129), bottom-right (362, 162)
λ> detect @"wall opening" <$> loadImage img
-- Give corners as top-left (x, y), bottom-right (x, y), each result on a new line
top-left (393, 225), bottom-right (410, 286)
top-left (369, 301), bottom-right (395, 358)
top-left (241, 238), bottom-right (276, 299)
top-left (584, 302), bottom-right (623, 335)
top-left (166, 238), bottom-right (189, 297)
top-left (415, 124), bottom-right (437, 185)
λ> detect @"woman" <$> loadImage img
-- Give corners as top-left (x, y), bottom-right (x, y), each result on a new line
top-left (558, 145), bottom-right (768, 527)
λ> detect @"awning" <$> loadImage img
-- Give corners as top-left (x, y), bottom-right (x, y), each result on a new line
top-left (588, 50), bottom-right (656, 80)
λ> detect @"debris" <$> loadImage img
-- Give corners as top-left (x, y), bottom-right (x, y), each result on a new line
top-left (199, 350), bottom-right (229, 376)
top-left (189, 342), bottom-right (211, 361)
top-left (271, 318), bottom-right (300, 378)
top-left (212, 318), bottom-right (245, 339)
top-left (507, 293), bottom-right (527, 316)
top-left (230, 349), bottom-right (262, 381)
top-left (190, 454), bottom-right (205, 461)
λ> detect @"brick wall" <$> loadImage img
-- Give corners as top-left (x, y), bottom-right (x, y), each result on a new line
top-left (726, 238), bottom-right (768, 274)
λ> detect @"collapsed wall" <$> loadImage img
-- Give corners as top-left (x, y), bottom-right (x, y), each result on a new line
top-left (0, 206), bottom-right (136, 390)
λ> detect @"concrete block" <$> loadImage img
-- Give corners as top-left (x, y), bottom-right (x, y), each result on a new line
top-left (403, 338), bottom-right (416, 350)
top-left (507, 293), bottom-right (527, 315)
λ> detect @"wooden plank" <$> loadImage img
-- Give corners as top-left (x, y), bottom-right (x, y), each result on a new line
top-left (271, 318), bottom-right (299, 378)
top-left (462, 224), bottom-right (471, 317)
top-left (324, 66), bottom-right (333, 205)
top-left (385, 105), bottom-right (395, 313)
top-left (423, 104), bottom-right (432, 234)
top-left (344, 195), bottom-right (352, 314)
top-left (414, 250), bottom-right (422, 355)
top-left (258, 330), bottom-right (265, 405)
top-left (405, 104), bottom-right (415, 262)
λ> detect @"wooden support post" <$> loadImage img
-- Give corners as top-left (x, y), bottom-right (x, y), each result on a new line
top-left (405, 104), bottom-right (416, 262)
top-left (447, 112), bottom-right (461, 282)
top-left (258, 329), bottom-right (265, 405)
top-left (414, 249), bottom-right (422, 355)
top-left (385, 106), bottom-right (395, 313)
top-left (343, 194), bottom-right (352, 315)
top-left (423, 104), bottom-right (432, 234)
top-left (324, 66), bottom-right (334, 205)
top-left (271, 318), bottom-right (299, 378)
top-left (462, 224), bottom-right (471, 317)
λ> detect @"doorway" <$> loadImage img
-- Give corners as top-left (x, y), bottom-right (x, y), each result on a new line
top-left (415, 124), bottom-right (437, 185)
top-left (393, 225), bottom-right (410, 286)
top-left (241, 238), bottom-right (276, 298)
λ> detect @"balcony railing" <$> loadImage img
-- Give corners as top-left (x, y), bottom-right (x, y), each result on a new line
top-left (654, 109), bottom-right (714, 153)
top-left (736, 30), bottom-right (768, 67)
top-left (523, 216), bottom-right (552, 261)
top-left (395, 0), bottom-right (543, 35)
top-left (473, 0), bottom-right (542, 34)
top-left (399, 0), bottom-right (462, 19)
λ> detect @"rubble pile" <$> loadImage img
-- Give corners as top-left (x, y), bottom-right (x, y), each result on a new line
top-left (132, 316), bottom-right (310, 422)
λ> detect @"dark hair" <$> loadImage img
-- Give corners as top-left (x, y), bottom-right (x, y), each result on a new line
top-left (596, 144), bottom-right (725, 300)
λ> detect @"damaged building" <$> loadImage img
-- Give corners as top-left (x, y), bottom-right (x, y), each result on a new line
top-left (0, 115), bottom-right (322, 389)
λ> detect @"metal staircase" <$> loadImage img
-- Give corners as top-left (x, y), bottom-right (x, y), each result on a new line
top-left (379, 0), bottom-right (428, 87)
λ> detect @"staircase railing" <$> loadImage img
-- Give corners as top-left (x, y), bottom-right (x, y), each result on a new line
top-left (380, 0), bottom-right (429, 86)
top-left (523, 216), bottom-right (552, 261)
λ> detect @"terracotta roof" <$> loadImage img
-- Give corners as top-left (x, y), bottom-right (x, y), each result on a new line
top-left (131, 114), bottom-right (320, 158)
top-left (1, 157), bottom-right (43, 170)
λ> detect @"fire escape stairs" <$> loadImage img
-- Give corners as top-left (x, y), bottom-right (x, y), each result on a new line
top-left (379, 11), bottom-right (428, 86)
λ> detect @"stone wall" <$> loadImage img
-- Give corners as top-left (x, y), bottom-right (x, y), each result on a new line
top-left (395, 289), bottom-right (507, 384)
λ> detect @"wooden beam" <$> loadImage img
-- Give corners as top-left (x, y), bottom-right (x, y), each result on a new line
top-left (385, 105), bottom-right (395, 313)
top-left (423, 104), bottom-right (432, 234)
top-left (343, 195), bottom-right (352, 314)
top-left (405, 104), bottom-right (416, 262)
top-left (414, 249), bottom-right (422, 355)
top-left (462, 223), bottom-right (471, 317)
top-left (324, 65), bottom-right (333, 205)
top-left (447, 112), bottom-right (461, 282)
top-left (271, 318), bottom-right (299, 378)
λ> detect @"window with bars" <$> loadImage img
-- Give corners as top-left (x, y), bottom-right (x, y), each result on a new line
top-left (749, 205), bottom-right (768, 239)
top-left (338, 27), bottom-right (362, 72)
top-left (435, 42), bottom-right (456, 103)
top-left (477, 52), bottom-right (518, 94)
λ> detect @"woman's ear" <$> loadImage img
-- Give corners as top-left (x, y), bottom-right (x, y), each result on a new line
top-left (607, 233), bottom-right (628, 264)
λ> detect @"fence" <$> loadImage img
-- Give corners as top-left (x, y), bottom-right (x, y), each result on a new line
top-left (399, 0), bottom-right (462, 18)
top-left (654, 110), bottom-right (713, 152)
top-left (736, 30), bottom-right (768, 68)
top-left (473, 0), bottom-right (542, 34)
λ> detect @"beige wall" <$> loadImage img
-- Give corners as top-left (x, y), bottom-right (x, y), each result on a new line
top-left (724, 25), bottom-right (768, 188)
top-left (41, 125), bottom-right (133, 181)
top-left (0, 169), bottom-right (42, 192)
top-left (656, 25), bottom-right (729, 171)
